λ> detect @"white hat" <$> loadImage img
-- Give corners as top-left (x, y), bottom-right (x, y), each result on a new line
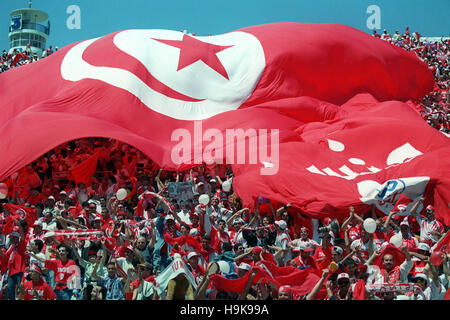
top-left (33, 220), bottom-right (43, 227)
top-left (238, 263), bottom-right (251, 271)
top-left (232, 218), bottom-right (245, 226)
top-left (332, 246), bottom-right (343, 255)
top-left (275, 220), bottom-right (287, 230)
top-left (60, 190), bottom-right (67, 195)
top-left (189, 228), bottom-right (200, 237)
top-left (48, 196), bottom-right (55, 201)
top-left (412, 273), bottom-right (428, 283)
top-left (187, 252), bottom-right (200, 260)
top-left (417, 242), bottom-right (430, 252)
top-left (209, 179), bottom-right (217, 183)
top-left (337, 273), bottom-right (350, 281)
top-left (400, 220), bottom-right (409, 227)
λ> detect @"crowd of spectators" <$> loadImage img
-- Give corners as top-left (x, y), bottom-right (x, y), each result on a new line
top-left (0, 44), bottom-right (56, 73)
top-left (373, 27), bottom-right (450, 134)
top-left (0, 28), bottom-right (449, 301)
top-left (0, 136), bottom-right (448, 300)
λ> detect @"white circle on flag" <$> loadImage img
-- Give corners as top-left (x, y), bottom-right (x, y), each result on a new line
top-left (61, 29), bottom-right (266, 120)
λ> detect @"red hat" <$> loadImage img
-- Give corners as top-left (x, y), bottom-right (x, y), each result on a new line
top-left (426, 205), bottom-right (435, 211)
top-left (278, 285), bottom-right (293, 296)
top-left (87, 250), bottom-right (97, 256)
top-left (252, 246), bottom-right (263, 254)
top-left (30, 263), bottom-right (42, 274)
top-left (323, 217), bottom-right (332, 225)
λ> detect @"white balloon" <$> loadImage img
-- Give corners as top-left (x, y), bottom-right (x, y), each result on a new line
top-left (116, 188), bottom-right (128, 201)
top-left (199, 194), bottom-right (210, 205)
top-left (390, 234), bottom-right (403, 248)
top-left (217, 261), bottom-right (230, 274)
top-left (363, 218), bottom-right (377, 233)
top-left (222, 180), bottom-right (232, 192)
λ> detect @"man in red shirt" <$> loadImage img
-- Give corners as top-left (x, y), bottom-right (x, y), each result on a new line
top-left (27, 244), bottom-right (78, 300)
top-left (5, 222), bottom-right (27, 300)
top-left (291, 243), bottom-right (317, 270)
top-left (18, 264), bottom-right (56, 300)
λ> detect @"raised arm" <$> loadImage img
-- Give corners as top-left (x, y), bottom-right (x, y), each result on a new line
top-left (306, 269), bottom-right (330, 300)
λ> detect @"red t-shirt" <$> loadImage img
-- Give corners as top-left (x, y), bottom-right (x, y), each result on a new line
top-left (313, 246), bottom-right (332, 270)
top-left (44, 259), bottom-right (77, 290)
top-left (22, 279), bottom-right (56, 300)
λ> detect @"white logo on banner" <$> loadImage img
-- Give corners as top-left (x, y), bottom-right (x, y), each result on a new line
top-left (307, 142), bottom-right (423, 181)
top-left (61, 29), bottom-right (265, 120)
top-left (357, 176), bottom-right (429, 215)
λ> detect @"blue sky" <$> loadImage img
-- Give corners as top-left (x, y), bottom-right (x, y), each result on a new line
top-left (1, 0), bottom-right (449, 51)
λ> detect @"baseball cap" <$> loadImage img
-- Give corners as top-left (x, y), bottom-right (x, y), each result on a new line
top-left (417, 242), bottom-right (430, 252)
top-left (189, 228), bottom-right (200, 237)
top-left (48, 196), bottom-right (55, 201)
top-left (187, 252), bottom-right (200, 260)
top-left (238, 263), bottom-right (251, 271)
top-left (400, 220), bottom-right (409, 227)
top-left (87, 250), bottom-right (97, 257)
top-left (29, 264), bottom-right (42, 274)
top-left (332, 246), bottom-right (344, 255)
top-left (138, 262), bottom-right (153, 270)
top-left (60, 190), bottom-right (67, 195)
top-left (426, 205), bottom-right (434, 211)
top-left (33, 220), bottom-right (43, 227)
top-left (337, 273), bottom-right (350, 281)
top-left (275, 220), bottom-right (287, 230)
top-left (412, 273), bottom-right (428, 283)
top-left (209, 179), bottom-right (217, 183)
top-left (9, 231), bottom-right (20, 238)
top-left (232, 218), bottom-right (245, 226)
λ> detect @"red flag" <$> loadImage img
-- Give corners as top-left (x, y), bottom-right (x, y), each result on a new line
top-left (433, 231), bottom-right (450, 254)
top-left (209, 267), bottom-right (263, 293)
top-left (2, 203), bottom-right (37, 230)
top-left (1, 23), bottom-right (447, 223)
top-left (67, 151), bottom-right (100, 185)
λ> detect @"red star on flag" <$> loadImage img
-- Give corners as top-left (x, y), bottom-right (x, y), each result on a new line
top-left (152, 34), bottom-right (233, 80)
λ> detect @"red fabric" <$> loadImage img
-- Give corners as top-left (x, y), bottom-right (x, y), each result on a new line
top-left (352, 279), bottom-right (367, 300)
top-left (373, 244), bottom-right (406, 269)
top-left (254, 260), bottom-right (322, 296)
top-left (67, 151), bottom-right (100, 185)
top-left (444, 288), bottom-right (450, 301)
top-left (209, 267), bottom-right (261, 293)
top-left (5, 238), bottom-right (27, 275)
top-left (1, 23), bottom-right (447, 224)
top-left (433, 231), bottom-right (450, 253)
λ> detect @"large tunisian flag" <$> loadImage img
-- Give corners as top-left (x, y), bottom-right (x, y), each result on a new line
top-left (0, 23), bottom-right (448, 223)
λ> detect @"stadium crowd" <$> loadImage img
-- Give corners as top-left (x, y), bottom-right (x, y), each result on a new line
top-left (0, 27), bottom-right (449, 301)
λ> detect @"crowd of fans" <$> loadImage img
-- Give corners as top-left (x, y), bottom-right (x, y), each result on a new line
top-left (0, 27), bottom-right (448, 301)
top-left (0, 44), bottom-right (56, 73)
top-left (373, 27), bottom-right (450, 134)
